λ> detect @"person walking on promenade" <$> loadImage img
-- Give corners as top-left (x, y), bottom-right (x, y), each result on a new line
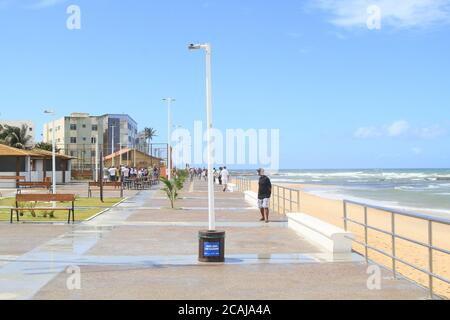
top-left (257, 168), bottom-right (272, 223)
top-left (213, 168), bottom-right (218, 184)
top-left (218, 167), bottom-right (223, 185)
top-left (221, 166), bottom-right (230, 192)
top-left (108, 166), bottom-right (116, 182)
top-left (201, 169), bottom-right (207, 181)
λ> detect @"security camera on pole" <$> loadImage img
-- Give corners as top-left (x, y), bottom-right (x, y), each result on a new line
top-left (189, 43), bottom-right (226, 263)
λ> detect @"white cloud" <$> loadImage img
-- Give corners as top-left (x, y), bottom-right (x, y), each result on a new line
top-left (387, 120), bottom-right (410, 137)
top-left (27, 0), bottom-right (67, 9)
top-left (0, 0), bottom-right (68, 9)
top-left (311, 0), bottom-right (450, 29)
top-left (354, 126), bottom-right (382, 138)
top-left (354, 120), bottom-right (447, 139)
top-left (415, 125), bottom-right (447, 138)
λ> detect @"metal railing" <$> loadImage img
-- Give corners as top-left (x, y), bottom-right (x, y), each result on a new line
top-left (234, 177), bottom-right (301, 214)
top-left (234, 176), bottom-right (450, 299)
top-left (344, 200), bottom-right (450, 299)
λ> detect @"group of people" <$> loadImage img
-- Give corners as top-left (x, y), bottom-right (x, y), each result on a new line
top-left (214, 167), bottom-right (230, 192)
top-left (189, 167), bottom-right (208, 181)
top-left (179, 165), bottom-right (274, 223)
top-left (188, 166), bottom-right (230, 192)
top-left (105, 165), bottom-right (160, 182)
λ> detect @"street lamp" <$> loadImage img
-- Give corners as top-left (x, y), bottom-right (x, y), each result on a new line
top-left (189, 43), bottom-right (225, 263)
top-left (163, 97), bottom-right (175, 179)
top-left (44, 110), bottom-right (57, 199)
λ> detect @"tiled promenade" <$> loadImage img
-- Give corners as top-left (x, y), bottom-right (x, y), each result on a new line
top-left (0, 180), bottom-right (428, 300)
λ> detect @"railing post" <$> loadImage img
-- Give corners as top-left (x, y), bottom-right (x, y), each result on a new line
top-left (277, 186), bottom-right (280, 215)
top-left (283, 188), bottom-right (286, 215)
top-left (272, 188), bottom-right (275, 212)
top-left (343, 201), bottom-right (348, 231)
top-left (364, 206), bottom-right (369, 263)
top-left (297, 190), bottom-right (300, 212)
top-left (428, 221), bottom-right (434, 299)
top-left (391, 212), bottom-right (397, 279)
top-left (290, 189), bottom-right (293, 213)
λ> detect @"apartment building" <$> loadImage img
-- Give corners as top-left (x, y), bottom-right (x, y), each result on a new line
top-left (43, 113), bottom-right (139, 171)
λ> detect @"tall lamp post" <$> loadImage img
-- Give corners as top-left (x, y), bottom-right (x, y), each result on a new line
top-left (189, 43), bottom-right (225, 263)
top-left (44, 110), bottom-right (57, 204)
top-left (163, 97), bottom-right (175, 179)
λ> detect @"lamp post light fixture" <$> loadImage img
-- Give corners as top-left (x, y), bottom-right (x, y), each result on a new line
top-left (163, 97), bottom-right (175, 180)
top-left (44, 110), bottom-right (57, 207)
top-left (189, 43), bottom-right (225, 263)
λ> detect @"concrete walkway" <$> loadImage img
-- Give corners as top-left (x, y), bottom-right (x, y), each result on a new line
top-left (0, 180), bottom-right (429, 300)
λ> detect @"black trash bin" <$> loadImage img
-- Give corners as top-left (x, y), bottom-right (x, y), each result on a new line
top-left (199, 230), bottom-right (226, 263)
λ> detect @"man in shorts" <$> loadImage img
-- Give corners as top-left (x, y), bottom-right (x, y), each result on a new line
top-left (257, 168), bottom-right (272, 223)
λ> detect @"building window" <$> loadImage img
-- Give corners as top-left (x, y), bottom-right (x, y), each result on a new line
top-left (70, 124), bottom-right (77, 130)
top-left (70, 137), bottom-right (77, 144)
top-left (91, 151), bottom-right (96, 157)
top-left (91, 137), bottom-right (97, 144)
top-left (92, 125), bottom-right (98, 131)
top-left (29, 127), bottom-right (33, 132)
top-left (82, 124), bottom-right (86, 128)
top-left (70, 151), bottom-right (75, 157)
top-left (83, 137), bottom-right (87, 142)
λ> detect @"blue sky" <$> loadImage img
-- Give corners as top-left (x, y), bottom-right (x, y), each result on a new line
top-left (0, 0), bottom-right (449, 169)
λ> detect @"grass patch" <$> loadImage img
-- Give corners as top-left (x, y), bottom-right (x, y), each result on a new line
top-left (0, 197), bottom-right (123, 222)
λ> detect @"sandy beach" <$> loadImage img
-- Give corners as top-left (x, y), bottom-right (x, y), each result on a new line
top-left (238, 179), bottom-right (450, 299)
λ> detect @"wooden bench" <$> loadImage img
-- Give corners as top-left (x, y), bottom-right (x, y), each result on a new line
top-left (88, 182), bottom-right (123, 198)
top-left (0, 176), bottom-right (26, 181)
top-left (17, 181), bottom-right (52, 193)
top-left (0, 177), bottom-right (26, 197)
top-left (123, 178), bottom-right (158, 190)
top-left (11, 194), bottom-right (76, 224)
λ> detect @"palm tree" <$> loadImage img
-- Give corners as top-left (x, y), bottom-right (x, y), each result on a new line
top-left (35, 142), bottom-right (61, 153)
top-left (143, 127), bottom-right (157, 155)
top-left (0, 124), bottom-right (32, 149)
top-left (0, 124), bottom-right (6, 145)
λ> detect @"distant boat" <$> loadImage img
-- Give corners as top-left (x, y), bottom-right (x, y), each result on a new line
top-left (436, 177), bottom-right (450, 181)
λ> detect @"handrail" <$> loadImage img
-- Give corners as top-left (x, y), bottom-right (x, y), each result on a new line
top-left (234, 176), bottom-right (450, 299)
top-left (344, 199), bottom-right (450, 226)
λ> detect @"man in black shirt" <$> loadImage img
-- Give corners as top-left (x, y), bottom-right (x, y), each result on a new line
top-left (257, 168), bottom-right (272, 223)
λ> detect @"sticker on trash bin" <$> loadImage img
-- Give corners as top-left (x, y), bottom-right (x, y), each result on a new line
top-left (204, 242), bottom-right (221, 257)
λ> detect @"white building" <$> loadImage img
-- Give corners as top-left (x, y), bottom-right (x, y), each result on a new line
top-left (0, 144), bottom-right (73, 188)
top-left (0, 120), bottom-right (35, 148)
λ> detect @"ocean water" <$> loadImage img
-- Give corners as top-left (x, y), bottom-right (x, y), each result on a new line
top-left (232, 169), bottom-right (450, 219)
